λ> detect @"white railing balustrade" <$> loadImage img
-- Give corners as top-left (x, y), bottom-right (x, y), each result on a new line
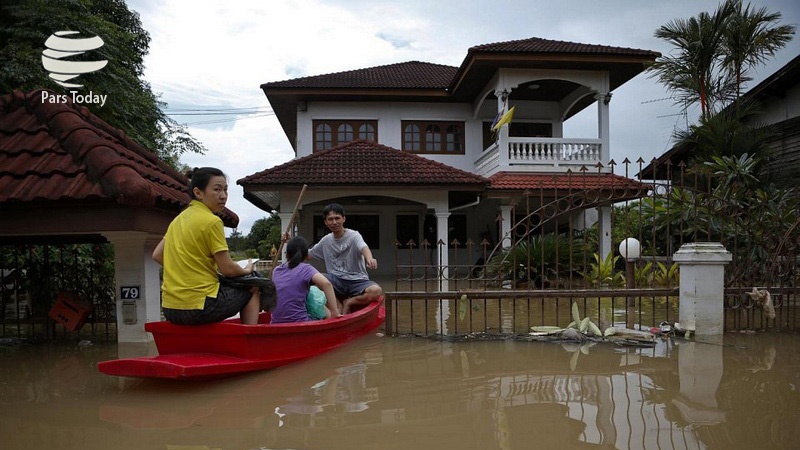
top-left (476, 137), bottom-right (604, 174)
top-left (509, 138), bottom-right (601, 164)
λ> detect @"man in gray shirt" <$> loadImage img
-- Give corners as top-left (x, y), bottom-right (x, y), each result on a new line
top-left (309, 203), bottom-right (383, 314)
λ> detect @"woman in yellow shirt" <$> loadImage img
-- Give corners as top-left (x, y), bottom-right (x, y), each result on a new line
top-left (152, 167), bottom-right (260, 325)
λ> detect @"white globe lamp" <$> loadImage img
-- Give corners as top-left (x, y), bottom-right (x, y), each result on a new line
top-left (618, 237), bottom-right (641, 261)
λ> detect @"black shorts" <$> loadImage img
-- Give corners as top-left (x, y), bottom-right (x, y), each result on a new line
top-left (162, 284), bottom-right (252, 325)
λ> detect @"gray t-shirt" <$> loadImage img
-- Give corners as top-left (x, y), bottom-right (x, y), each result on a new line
top-left (309, 229), bottom-right (368, 281)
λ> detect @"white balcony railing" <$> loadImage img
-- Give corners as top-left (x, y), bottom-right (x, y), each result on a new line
top-left (476, 137), bottom-right (604, 176)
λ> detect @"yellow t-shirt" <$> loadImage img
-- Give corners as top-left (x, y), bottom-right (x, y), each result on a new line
top-left (161, 200), bottom-right (229, 310)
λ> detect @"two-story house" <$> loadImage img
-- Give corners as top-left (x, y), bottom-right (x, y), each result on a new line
top-left (240, 37), bottom-right (659, 283)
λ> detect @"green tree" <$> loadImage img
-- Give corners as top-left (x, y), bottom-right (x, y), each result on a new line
top-left (226, 229), bottom-right (247, 254)
top-left (647, 0), bottom-right (794, 119)
top-left (648, 2), bottom-right (734, 118)
top-left (721, 0), bottom-right (795, 99)
top-left (248, 215), bottom-right (281, 259)
top-left (673, 99), bottom-right (775, 164)
top-left (0, 0), bottom-right (205, 167)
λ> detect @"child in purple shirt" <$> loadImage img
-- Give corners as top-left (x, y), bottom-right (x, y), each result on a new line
top-left (271, 237), bottom-right (341, 323)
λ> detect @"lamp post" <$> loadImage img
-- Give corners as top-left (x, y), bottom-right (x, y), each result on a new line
top-left (619, 237), bottom-right (640, 329)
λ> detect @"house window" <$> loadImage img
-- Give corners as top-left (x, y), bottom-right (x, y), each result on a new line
top-left (313, 120), bottom-right (378, 151)
top-left (402, 121), bottom-right (465, 154)
top-left (313, 214), bottom-right (380, 249)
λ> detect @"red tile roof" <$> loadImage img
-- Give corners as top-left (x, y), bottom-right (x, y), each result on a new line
top-left (487, 171), bottom-right (647, 192)
top-left (261, 39), bottom-right (658, 92)
top-left (468, 37), bottom-right (660, 57)
top-left (260, 61), bottom-right (457, 90)
top-left (0, 89), bottom-right (239, 227)
top-left (239, 140), bottom-right (489, 187)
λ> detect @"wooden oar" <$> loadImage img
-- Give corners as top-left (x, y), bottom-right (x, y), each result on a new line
top-left (270, 184), bottom-right (308, 275)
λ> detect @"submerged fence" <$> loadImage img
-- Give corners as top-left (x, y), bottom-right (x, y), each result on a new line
top-left (0, 242), bottom-right (117, 343)
top-left (387, 158), bottom-right (800, 337)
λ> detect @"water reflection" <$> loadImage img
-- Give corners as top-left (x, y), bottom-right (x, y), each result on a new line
top-left (1, 332), bottom-right (798, 449)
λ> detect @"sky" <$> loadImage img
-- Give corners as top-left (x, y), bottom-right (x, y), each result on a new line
top-left (126, 0), bottom-right (800, 236)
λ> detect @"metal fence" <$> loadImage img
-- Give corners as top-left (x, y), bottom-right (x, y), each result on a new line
top-left (386, 158), bottom-right (800, 337)
top-left (0, 242), bottom-right (117, 343)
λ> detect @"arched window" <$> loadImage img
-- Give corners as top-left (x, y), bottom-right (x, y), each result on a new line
top-left (358, 123), bottom-right (375, 141)
top-left (401, 121), bottom-right (465, 154)
top-left (445, 124), bottom-right (462, 152)
top-left (403, 124), bottom-right (421, 151)
top-left (315, 123), bottom-right (333, 150)
top-left (425, 124), bottom-right (441, 151)
top-left (337, 123), bottom-right (354, 143)
top-left (312, 120), bottom-right (378, 151)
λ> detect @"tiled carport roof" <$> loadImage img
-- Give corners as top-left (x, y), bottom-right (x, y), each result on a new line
top-left (0, 89), bottom-right (238, 229)
top-left (240, 140), bottom-right (489, 186)
top-left (487, 171), bottom-right (647, 191)
top-left (467, 37), bottom-right (660, 57)
top-left (239, 140), bottom-right (488, 211)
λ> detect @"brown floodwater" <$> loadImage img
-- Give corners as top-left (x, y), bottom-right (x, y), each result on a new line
top-left (1, 331), bottom-right (799, 450)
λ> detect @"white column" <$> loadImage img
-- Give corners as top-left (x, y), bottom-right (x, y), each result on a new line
top-left (435, 211), bottom-right (450, 291)
top-left (495, 88), bottom-right (511, 170)
top-left (673, 341), bottom-right (726, 425)
top-left (595, 92), bottom-right (611, 164)
top-left (499, 205), bottom-right (513, 249)
top-left (103, 231), bottom-right (163, 343)
top-left (278, 212), bottom-right (293, 262)
top-left (597, 206), bottom-right (612, 260)
top-left (673, 242), bottom-right (732, 336)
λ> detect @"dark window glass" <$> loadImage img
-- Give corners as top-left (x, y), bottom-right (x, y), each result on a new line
top-left (315, 123), bottom-right (333, 150)
top-left (359, 123), bottom-right (375, 141)
top-left (404, 124), bottom-right (421, 151)
top-left (337, 123), bottom-right (354, 142)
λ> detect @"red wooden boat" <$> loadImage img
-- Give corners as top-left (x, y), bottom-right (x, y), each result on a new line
top-left (98, 299), bottom-right (385, 380)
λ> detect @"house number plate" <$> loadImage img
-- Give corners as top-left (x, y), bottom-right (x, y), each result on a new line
top-left (120, 286), bottom-right (141, 300)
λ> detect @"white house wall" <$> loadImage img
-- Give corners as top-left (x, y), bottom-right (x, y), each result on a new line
top-left (296, 99), bottom-right (580, 171)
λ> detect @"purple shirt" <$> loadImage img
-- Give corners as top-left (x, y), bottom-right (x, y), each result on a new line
top-left (270, 262), bottom-right (318, 324)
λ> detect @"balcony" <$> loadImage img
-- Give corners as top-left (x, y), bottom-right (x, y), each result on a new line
top-left (476, 137), bottom-right (604, 176)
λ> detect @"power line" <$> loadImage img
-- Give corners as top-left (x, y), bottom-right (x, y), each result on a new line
top-left (165, 106), bottom-right (270, 113)
top-left (179, 112), bottom-right (275, 126)
top-left (167, 110), bottom-right (269, 116)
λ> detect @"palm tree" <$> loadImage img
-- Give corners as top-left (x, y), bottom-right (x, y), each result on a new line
top-left (721, 0), bottom-right (795, 99)
top-left (648, 1), bottom-right (795, 119)
top-left (647, 3), bottom-right (734, 119)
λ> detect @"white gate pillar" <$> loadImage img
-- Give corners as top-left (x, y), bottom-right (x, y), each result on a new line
top-left (103, 231), bottom-right (163, 343)
top-left (435, 211), bottom-right (450, 291)
top-left (499, 205), bottom-right (513, 249)
top-left (673, 242), bottom-right (732, 336)
top-left (597, 206), bottom-right (612, 260)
